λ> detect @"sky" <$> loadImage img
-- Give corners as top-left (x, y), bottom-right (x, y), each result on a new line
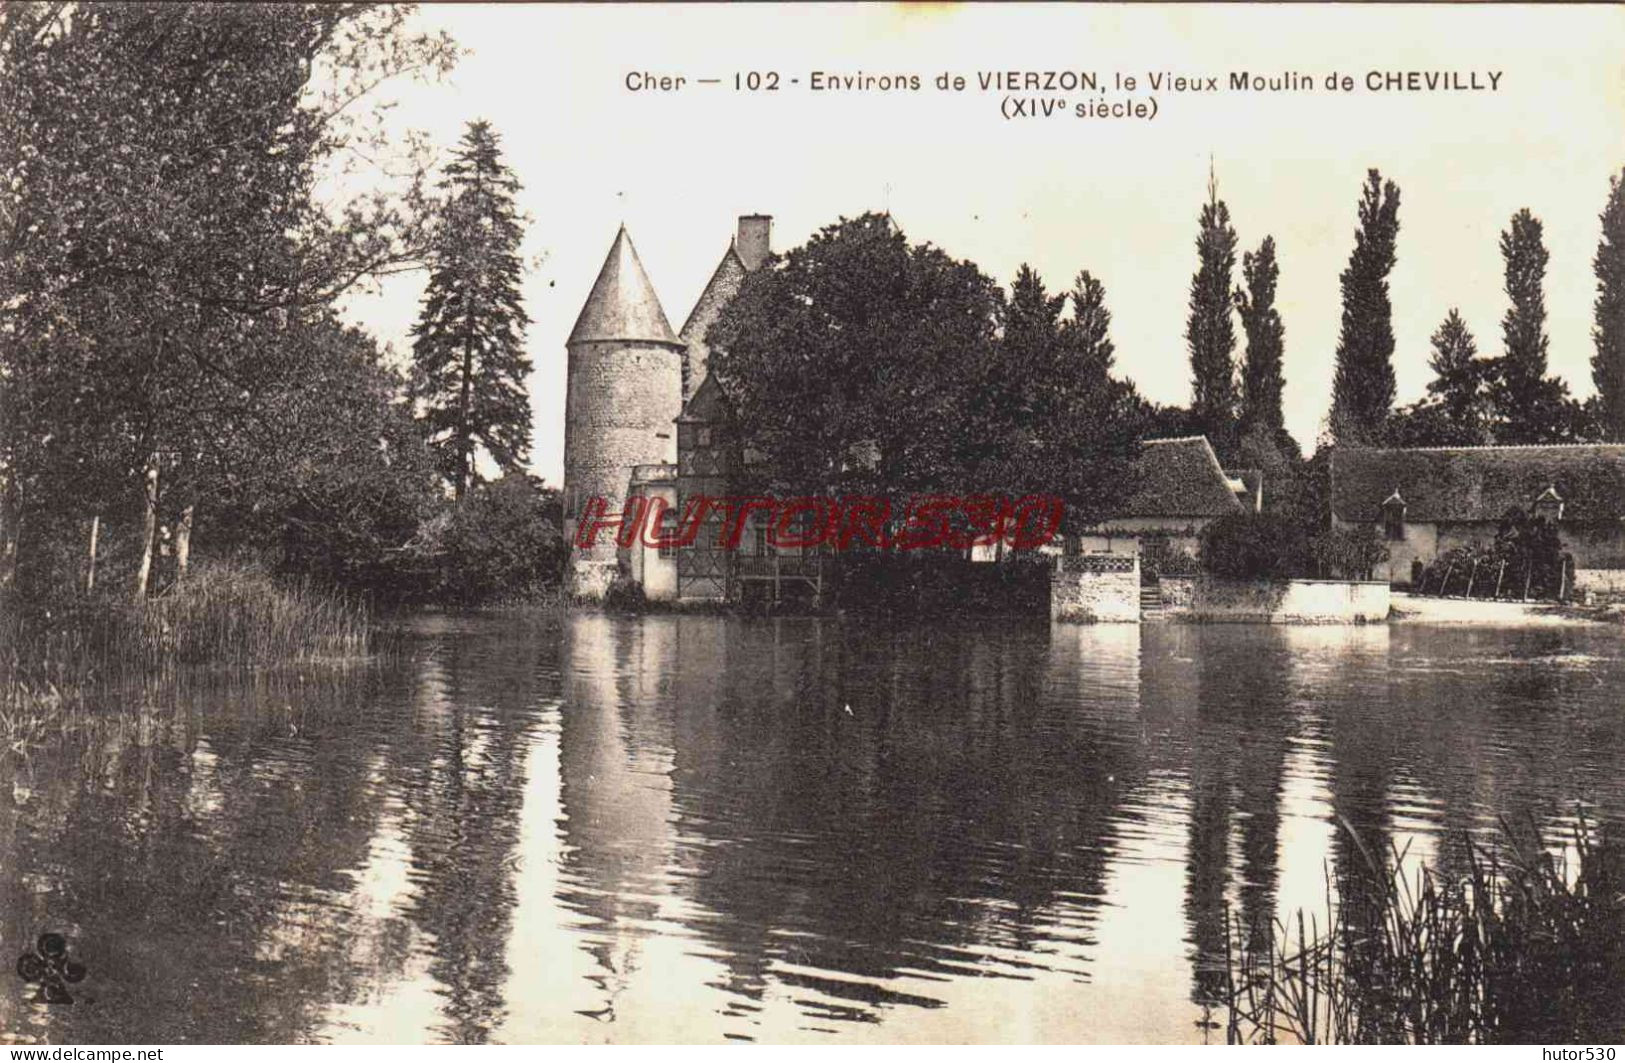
top-left (341, 3), bottom-right (1625, 487)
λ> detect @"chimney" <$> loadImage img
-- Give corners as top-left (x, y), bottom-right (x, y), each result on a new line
top-left (736, 214), bottom-right (772, 271)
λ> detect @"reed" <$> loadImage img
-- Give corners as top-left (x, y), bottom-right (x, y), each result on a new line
top-left (1223, 816), bottom-right (1625, 1044)
top-left (2, 561), bottom-right (380, 750)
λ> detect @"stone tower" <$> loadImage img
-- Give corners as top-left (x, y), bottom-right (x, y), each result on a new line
top-left (563, 226), bottom-right (685, 599)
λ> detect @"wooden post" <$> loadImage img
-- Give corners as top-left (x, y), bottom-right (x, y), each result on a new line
top-left (1494, 560), bottom-right (1506, 600)
top-left (1522, 562), bottom-right (1532, 602)
top-left (85, 514), bottom-right (100, 594)
top-left (1467, 559), bottom-right (1479, 598)
top-left (1441, 561), bottom-right (1455, 598)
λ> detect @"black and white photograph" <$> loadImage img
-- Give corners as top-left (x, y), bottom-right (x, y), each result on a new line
top-left (3, 1), bottom-right (1625, 1048)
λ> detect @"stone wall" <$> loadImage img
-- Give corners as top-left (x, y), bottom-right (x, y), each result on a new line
top-left (1336, 515), bottom-right (1625, 586)
top-left (1158, 576), bottom-right (1389, 623)
top-left (1575, 568), bottom-right (1625, 601)
top-left (1050, 554), bottom-right (1140, 623)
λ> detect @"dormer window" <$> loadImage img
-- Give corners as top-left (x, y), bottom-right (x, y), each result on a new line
top-left (1380, 490), bottom-right (1406, 541)
top-left (1532, 485), bottom-right (1564, 524)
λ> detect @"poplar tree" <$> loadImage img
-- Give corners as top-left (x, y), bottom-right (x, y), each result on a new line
top-left (1494, 208), bottom-right (1571, 443)
top-left (1329, 170), bottom-right (1401, 444)
top-left (1593, 169), bottom-right (1625, 441)
top-left (411, 121), bottom-right (533, 499)
top-left (1186, 174), bottom-right (1239, 447)
top-left (1235, 236), bottom-right (1285, 434)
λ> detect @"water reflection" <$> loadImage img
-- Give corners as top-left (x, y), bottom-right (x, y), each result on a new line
top-left (2, 616), bottom-right (1622, 1043)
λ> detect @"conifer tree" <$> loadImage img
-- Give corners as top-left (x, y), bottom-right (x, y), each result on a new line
top-left (1389, 309), bottom-right (1495, 447)
top-left (1427, 310), bottom-right (1489, 426)
top-left (1186, 173), bottom-right (1239, 446)
top-left (1064, 270), bottom-right (1116, 379)
top-left (1234, 236), bottom-right (1285, 434)
top-left (1330, 170), bottom-right (1401, 444)
top-left (1593, 169), bottom-right (1625, 441)
top-left (411, 120), bottom-right (533, 498)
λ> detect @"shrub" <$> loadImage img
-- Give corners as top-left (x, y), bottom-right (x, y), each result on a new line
top-left (1200, 512), bottom-right (1311, 580)
top-left (601, 575), bottom-right (647, 612)
top-left (1308, 524), bottom-right (1389, 581)
top-left (405, 474), bottom-right (569, 606)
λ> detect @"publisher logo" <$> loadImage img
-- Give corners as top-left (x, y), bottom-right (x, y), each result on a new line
top-left (15, 931), bottom-right (87, 1004)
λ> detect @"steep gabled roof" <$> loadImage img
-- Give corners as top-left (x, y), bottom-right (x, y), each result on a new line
top-left (1119, 437), bottom-right (1247, 519)
top-left (1330, 444), bottom-right (1625, 524)
top-left (568, 226), bottom-right (681, 347)
top-left (679, 243), bottom-right (748, 343)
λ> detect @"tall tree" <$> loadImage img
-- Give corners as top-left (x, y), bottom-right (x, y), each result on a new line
top-left (1427, 310), bottom-right (1494, 437)
top-left (410, 121), bottom-right (533, 499)
top-left (1330, 170), bottom-right (1401, 444)
top-left (705, 216), bottom-right (1141, 529)
top-left (1494, 209), bottom-right (1572, 443)
top-left (0, 4), bottom-right (454, 599)
top-left (1387, 310), bottom-right (1495, 447)
top-left (1235, 236), bottom-right (1285, 435)
top-left (1186, 173), bottom-right (1239, 447)
top-left (1593, 169), bottom-right (1625, 441)
top-left (1064, 270), bottom-right (1117, 379)
top-left (707, 213), bottom-right (1002, 499)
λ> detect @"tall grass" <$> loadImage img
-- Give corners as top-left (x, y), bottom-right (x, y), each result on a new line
top-left (3, 561), bottom-right (379, 751)
top-left (1223, 816), bottom-right (1625, 1044)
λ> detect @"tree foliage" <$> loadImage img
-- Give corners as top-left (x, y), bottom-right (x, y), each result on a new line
top-left (976, 267), bottom-right (1143, 530)
top-left (0, 3), bottom-right (466, 603)
top-left (1493, 209), bottom-right (1573, 444)
top-left (1235, 236), bottom-right (1286, 436)
top-left (1388, 310), bottom-right (1497, 447)
top-left (1187, 177), bottom-right (1239, 448)
top-left (1330, 170), bottom-right (1402, 444)
top-left (1200, 511), bottom-right (1310, 580)
top-left (1592, 169), bottom-right (1625, 441)
top-left (706, 215), bottom-right (1143, 534)
top-left (708, 214), bottom-right (997, 499)
top-left (410, 120), bottom-right (533, 498)
top-left (412, 474), bottom-right (567, 605)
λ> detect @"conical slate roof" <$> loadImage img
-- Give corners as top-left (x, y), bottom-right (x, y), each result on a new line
top-left (568, 226), bottom-right (681, 346)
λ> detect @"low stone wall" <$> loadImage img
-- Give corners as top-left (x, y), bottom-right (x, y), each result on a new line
top-left (1158, 576), bottom-right (1389, 624)
top-left (1574, 568), bottom-right (1625, 602)
top-left (1051, 554), bottom-right (1140, 623)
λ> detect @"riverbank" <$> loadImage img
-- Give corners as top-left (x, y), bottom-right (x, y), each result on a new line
top-left (1389, 591), bottom-right (1620, 626)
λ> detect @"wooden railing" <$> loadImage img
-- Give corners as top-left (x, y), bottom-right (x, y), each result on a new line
top-left (733, 554), bottom-right (830, 579)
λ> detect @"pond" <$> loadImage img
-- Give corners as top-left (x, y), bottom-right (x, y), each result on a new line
top-left (3, 615), bottom-right (1622, 1043)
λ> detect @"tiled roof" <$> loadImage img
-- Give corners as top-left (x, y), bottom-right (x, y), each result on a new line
top-left (678, 243), bottom-right (748, 343)
top-left (568, 226), bottom-right (681, 347)
top-left (1330, 444), bottom-right (1625, 523)
top-left (1120, 437), bottom-right (1247, 519)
